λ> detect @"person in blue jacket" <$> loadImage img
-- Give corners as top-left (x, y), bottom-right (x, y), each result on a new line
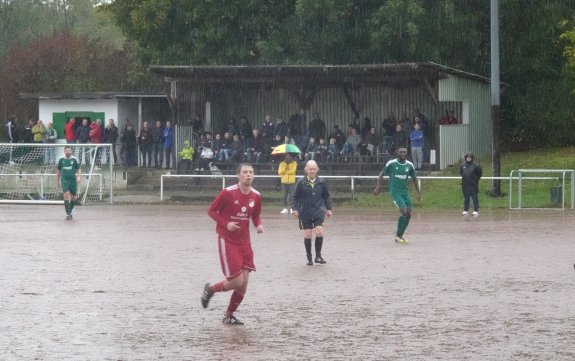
top-left (163, 121), bottom-right (175, 169)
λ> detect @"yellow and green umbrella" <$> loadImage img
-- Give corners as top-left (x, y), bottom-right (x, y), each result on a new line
top-left (271, 143), bottom-right (302, 155)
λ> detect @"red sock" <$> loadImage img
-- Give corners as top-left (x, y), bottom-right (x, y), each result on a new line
top-left (209, 281), bottom-right (227, 293)
top-left (226, 290), bottom-right (245, 315)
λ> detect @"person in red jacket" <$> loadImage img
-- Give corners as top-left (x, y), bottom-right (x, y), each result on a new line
top-left (89, 119), bottom-right (103, 166)
top-left (201, 163), bottom-right (264, 326)
top-left (64, 118), bottom-right (77, 144)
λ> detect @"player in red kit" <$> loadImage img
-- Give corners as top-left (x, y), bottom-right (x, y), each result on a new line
top-left (201, 163), bottom-right (264, 325)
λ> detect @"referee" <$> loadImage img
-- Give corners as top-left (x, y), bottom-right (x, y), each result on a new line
top-left (292, 160), bottom-right (333, 265)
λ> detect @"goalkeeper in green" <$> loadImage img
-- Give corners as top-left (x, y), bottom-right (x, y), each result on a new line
top-left (56, 145), bottom-right (81, 220)
top-left (373, 147), bottom-right (421, 243)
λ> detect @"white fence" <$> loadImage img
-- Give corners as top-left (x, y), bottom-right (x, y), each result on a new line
top-left (160, 173), bottom-right (574, 209)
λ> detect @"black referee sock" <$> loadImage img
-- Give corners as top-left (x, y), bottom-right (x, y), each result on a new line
top-left (304, 238), bottom-right (312, 258)
top-left (315, 237), bottom-right (324, 257)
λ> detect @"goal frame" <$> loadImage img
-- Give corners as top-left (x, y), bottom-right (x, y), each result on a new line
top-left (0, 143), bottom-right (114, 204)
top-left (509, 169), bottom-right (575, 210)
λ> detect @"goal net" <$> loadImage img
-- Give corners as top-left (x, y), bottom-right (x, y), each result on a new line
top-left (0, 143), bottom-right (113, 204)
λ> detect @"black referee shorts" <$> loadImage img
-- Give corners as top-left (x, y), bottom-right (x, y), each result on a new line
top-left (299, 217), bottom-right (324, 230)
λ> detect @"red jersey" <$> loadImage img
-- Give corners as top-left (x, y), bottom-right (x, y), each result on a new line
top-left (65, 121), bottom-right (76, 141)
top-left (208, 184), bottom-right (262, 244)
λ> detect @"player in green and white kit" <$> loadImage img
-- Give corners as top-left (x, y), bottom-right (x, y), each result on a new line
top-left (373, 147), bottom-right (421, 243)
top-left (56, 145), bottom-right (81, 220)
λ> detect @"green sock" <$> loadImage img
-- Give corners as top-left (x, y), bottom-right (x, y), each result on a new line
top-left (64, 200), bottom-right (70, 214)
top-left (401, 215), bottom-right (411, 236)
top-left (397, 215), bottom-right (410, 237)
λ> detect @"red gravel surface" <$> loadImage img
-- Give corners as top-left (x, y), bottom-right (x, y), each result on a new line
top-left (1, 204), bottom-right (574, 360)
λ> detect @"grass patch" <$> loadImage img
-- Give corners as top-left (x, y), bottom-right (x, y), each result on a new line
top-left (346, 146), bottom-right (575, 209)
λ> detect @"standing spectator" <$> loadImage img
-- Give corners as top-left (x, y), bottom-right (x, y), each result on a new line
top-left (223, 118), bottom-right (239, 137)
top-left (103, 119), bottom-right (119, 165)
top-left (32, 120), bottom-right (46, 143)
top-left (275, 117), bottom-right (288, 140)
top-left (89, 119), bottom-right (103, 166)
top-left (460, 152), bottom-right (483, 216)
top-left (5, 116), bottom-right (17, 143)
top-left (163, 121), bottom-right (174, 169)
top-left (23, 120), bottom-right (33, 143)
top-left (56, 145), bottom-right (81, 220)
top-left (239, 116), bottom-right (253, 148)
top-left (260, 115), bottom-right (275, 143)
top-left (373, 147), bottom-right (421, 243)
top-left (392, 124), bottom-right (408, 154)
top-left (292, 160), bottom-right (333, 265)
top-left (177, 140), bottom-right (195, 173)
top-left (382, 112), bottom-right (397, 136)
top-left (201, 163), bottom-right (264, 326)
top-left (192, 113), bottom-right (204, 136)
top-left (361, 117), bottom-right (373, 140)
top-left (75, 118), bottom-right (91, 165)
top-left (308, 112), bottom-right (326, 141)
top-left (138, 121), bottom-right (153, 167)
top-left (44, 122), bottom-right (58, 164)
top-left (287, 112), bottom-right (301, 143)
top-left (121, 123), bottom-right (137, 166)
top-left (65, 118), bottom-right (77, 144)
top-left (152, 120), bottom-right (164, 168)
top-left (409, 123), bottom-right (424, 170)
top-left (278, 153), bottom-right (297, 215)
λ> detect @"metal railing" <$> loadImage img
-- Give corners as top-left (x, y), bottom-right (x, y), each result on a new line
top-left (160, 173), bottom-right (572, 209)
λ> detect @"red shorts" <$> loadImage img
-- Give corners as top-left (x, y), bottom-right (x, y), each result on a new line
top-left (218, 236), bottom-right (255, 279)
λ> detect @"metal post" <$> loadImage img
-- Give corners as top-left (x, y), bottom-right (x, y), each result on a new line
top-left (490, 0), bottom-right (502, 197)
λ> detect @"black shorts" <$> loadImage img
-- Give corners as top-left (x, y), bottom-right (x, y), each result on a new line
top-left (299, 217), bottom-right (324, 230)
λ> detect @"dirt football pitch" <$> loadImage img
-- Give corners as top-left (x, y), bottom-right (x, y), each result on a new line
top-left (1, 204), bottom-right (574, 360)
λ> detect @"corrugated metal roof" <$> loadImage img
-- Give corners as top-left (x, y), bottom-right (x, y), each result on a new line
top-left (20, 92), bottom-right (169, 100)
top-left (149, 62), bottom-right (491, 87)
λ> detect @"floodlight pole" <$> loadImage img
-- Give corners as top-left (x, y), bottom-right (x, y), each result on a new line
top-left (490, 0), bottom-right (502, 197)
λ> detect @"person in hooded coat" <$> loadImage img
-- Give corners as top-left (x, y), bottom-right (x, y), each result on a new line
top-left (460, 152), bottom-right (483, 216)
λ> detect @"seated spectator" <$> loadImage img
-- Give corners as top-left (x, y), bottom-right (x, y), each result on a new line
top-left (304, 137), bottom-right (318, 161)
top-left (218, 132), bottom-right (232, 162)
top-left (316, 138), bottom-right (328, 163)
top-left (269, 134), bottom-right (283, 163)
top-left (327, 137), bottom-right (339, 162)
top-left (363, 127), bottom-right (378, 156)
top-left (198, 134), bottom-right (214, 170)
top-left (212, 133), bottom-right (222, 158)
top-left (230, 134), bottom-right (244, 162)
top-left (341, 127), bottom-right (361, 158)
top-left (245, 129), bottom-right (264, 163)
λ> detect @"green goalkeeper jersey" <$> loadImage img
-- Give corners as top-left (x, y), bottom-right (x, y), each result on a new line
top-left (383, 158), bottom-right (417, 195)
top-left (58, 156), bottom-right (80, 179)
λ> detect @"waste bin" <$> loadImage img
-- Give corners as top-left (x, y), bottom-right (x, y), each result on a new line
top-left (550, 186), bottom-right (562, 207)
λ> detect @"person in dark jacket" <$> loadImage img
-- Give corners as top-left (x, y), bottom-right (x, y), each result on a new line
top-left (291, 160), bottom-right (333, 265)
top-left (460, 152), bottom-right (483, 216)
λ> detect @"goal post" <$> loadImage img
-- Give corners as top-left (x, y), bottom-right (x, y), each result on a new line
top-left (0, 143), bottom-right (114, 204)
top-left (509, 169), bottom-right (575, 210)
